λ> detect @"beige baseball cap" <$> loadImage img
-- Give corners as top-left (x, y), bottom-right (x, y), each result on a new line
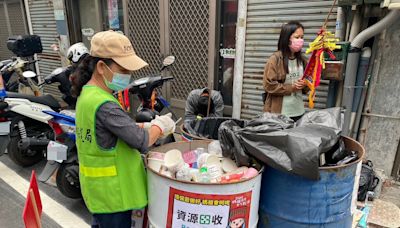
top-left (90, 30), bottom-right (148, 71)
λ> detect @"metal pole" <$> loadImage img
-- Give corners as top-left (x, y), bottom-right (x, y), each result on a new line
top-left (232, 0), bottom-right (247, 119)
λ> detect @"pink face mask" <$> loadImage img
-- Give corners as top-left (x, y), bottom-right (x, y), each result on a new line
top-left (289, 38), bottom-right (304, 53)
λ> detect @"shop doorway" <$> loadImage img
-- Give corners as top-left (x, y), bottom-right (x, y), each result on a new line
top-left (65, 0), bottom-right (125, 47)
top-left (217, 0), bottom-right (238, 112)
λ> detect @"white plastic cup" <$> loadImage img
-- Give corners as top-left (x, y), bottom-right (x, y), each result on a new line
top-left (197, 153), bottom-right (210, 168)
top-left (208, 140), bottom-right (223, 157)
top-left (147, 158), bottom-right (164, 172)
top-left (164, 149), bottom-right (184, 173)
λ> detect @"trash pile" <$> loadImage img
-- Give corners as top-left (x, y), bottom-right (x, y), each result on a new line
top-left (219, 108), bottom-right (360, 180)
top-left (147, 140), bottom-right (259, 183)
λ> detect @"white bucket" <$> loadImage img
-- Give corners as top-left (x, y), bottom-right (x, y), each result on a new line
top-left (146, 141), bottom-right (263, 228)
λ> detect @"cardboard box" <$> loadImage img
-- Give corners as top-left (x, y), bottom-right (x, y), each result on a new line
top-left (322, 61), bottom-right (344, 81)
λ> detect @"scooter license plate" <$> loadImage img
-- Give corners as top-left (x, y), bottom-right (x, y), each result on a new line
top-left (47, 141), bottom-right (68, 163)
top-left (0, 121), bottom-right (11, 135)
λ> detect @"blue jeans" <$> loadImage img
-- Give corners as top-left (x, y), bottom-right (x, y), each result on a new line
top-left (92, 210), bottom-right (132, 228)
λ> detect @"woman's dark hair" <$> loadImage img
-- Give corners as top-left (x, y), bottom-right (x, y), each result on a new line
top-left (71, 55), bottom-right (113, 96)
top-left (277, 21), bottom-right (305, 73)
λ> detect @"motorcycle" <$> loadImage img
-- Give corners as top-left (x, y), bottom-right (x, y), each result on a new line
top-left (40, 110), bottom-right (80, 198)
top-left (39, 55), bottom-right (177, 198)
top-left (0, 67), bottom-right (75, 166)
top-left (1, 35), bottom-right (43, 94)
top-left (0, 57), bottom-right (41, 95)
top-left (42, 66), bottom-right (76, 108)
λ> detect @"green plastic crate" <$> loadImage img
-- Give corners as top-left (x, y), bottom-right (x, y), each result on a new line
top-left (324, 42), bottom-right (350, 61)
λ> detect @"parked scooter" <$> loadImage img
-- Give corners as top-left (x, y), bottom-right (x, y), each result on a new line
top-left (40, 110), bottom-right (80, 198)
top-left (39, 56), bottom-right (177, 198)
top-left (0, 67), bottom-right (60, 166)
top-left (0, 94), bottom-right (59, 166)
top-left (0, 42), bottom-right (86, 166)
top-left (1, 57), bottom-right (41, 94)
top-left (42, 66), bottom-right (76, 108)
top-left (0, 67), bottom-right (79, 166)
top-left (2, 35), bottom-right (43, 94)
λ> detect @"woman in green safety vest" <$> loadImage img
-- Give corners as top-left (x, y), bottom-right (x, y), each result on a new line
top-left (71, 30), bottom-right (176, 228)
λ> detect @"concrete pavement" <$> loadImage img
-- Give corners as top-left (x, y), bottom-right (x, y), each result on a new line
top-left (0, 153), bottom-right (91, 227)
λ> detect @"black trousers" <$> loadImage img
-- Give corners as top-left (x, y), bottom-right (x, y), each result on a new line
top-left (92, 210), bottom-right (132, 228)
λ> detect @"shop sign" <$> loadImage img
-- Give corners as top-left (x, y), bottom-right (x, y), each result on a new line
top-left (108, 0), bottom-right (119, 29)
top-left (81, 28), bottom-right (95, 37)
top-left (167, 188), bottom-right (252, 228)
top-left (220, 48), bottom-right (236, 59)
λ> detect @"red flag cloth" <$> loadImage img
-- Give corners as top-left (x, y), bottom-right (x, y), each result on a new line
top-left (124, 88), bottom-right (130, 112)
top-left (22, 170), bottom-right (42, 228)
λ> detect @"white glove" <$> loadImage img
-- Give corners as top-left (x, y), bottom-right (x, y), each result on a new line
top-left (136, 122), bottom-right (152, 129)
top-left (150, 113), bottom-right (176, 137)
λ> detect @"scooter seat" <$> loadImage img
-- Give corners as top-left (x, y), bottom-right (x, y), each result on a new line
top-left (6, 92), bottom-right (61, 110)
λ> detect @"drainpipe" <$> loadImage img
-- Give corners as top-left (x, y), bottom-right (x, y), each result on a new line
top-left (336, 7), bottom-right (346, 41)
top-left (350, 47), bottom-right (371, 135)
top-left (232, 0), bottom-right (247, 119)
top-left (342, 9), bottom-right (400, 136)
top-left (336, 6), bottom-right (363, 107)
top-left (349, 7), bottom-right (363, 42)
top-left (326, 7), bottom-right (346, 108)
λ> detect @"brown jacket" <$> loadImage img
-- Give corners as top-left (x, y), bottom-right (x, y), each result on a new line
top-left (263, 51), bottom-right (308, 113)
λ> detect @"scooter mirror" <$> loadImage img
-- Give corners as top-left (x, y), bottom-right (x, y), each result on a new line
top-left (162, 56), bottom-right (175, 67)
top-left (22, 70), bottom-right (37, 78)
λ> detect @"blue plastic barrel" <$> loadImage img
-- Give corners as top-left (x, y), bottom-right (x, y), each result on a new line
top-left (258, 137), bottom-right (364, 228)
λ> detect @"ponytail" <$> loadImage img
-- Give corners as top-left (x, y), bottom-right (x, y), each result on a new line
top-left (71, 55), bottom-right (113, 96)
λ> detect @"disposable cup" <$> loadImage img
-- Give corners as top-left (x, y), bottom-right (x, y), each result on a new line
top-left (197, 153), bottom-right (210, 168)
top-left (147, 158), bottom-right (164, 172)
top-left (164, 149), bottom-right (184, 172)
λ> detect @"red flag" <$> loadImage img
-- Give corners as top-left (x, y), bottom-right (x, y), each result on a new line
top-left (124, 88), bottom-right (130, 112)
top-left (22, 170), bottom-right (42, 228)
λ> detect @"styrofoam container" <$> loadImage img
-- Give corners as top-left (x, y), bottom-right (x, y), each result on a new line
top-left (147, 158), bottom-right (164, 173)
top-left (147, 140), bottom-right (263, 228)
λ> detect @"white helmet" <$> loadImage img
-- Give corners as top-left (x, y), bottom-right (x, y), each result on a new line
top-left (67, 42), bottom-right (89, 64)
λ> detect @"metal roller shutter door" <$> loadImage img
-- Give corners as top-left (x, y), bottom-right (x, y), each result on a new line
top-left (240, 0), bottom-right (337, 119)
top-left (28, 0), bottom-right (62, 100)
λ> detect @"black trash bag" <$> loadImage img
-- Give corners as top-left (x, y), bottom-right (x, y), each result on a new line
top-left (245, 112), bottom-right (294, 131)
top-left (296, 107), bottom-right (342, 134)
top-left (358, 160), bottom-right (380, 201)
top-left (219, 110), bottom-right (342, 180)
top-left (322, 139), bottom-right (358, 166)
top-left (218, 120), bottom-right (249, 164)
top-left (218, 113), bottom-right (293, 167)
top-left (240, 124), bottom-right (339, 180)
top-left (184, 117), bottom-right (246, 140)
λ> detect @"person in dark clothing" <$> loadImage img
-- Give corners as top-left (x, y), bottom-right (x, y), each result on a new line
top-left (184, 88), bottom-right (224, 120)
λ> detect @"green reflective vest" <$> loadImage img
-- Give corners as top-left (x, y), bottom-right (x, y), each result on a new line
top-left (76, 86), bottom-right (147, 213)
